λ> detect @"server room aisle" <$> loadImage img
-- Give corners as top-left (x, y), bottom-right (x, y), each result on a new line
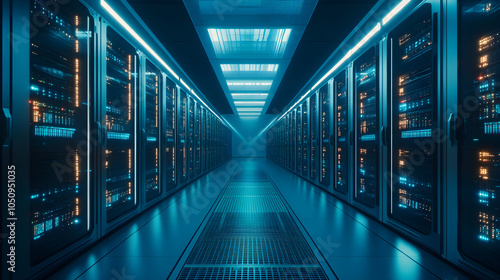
top-left (50, 159), bottom-right (470, 280)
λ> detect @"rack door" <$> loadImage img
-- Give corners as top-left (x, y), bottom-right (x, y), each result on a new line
top-left (302, 100), bottom-right (309, 176)
top-left (335, 70), bottom-right (349, 194)
top-left (320, 84), bottom-right (331, 186)
top-left (291, 111), bottom-right (296, 169)
top-left (195, 103), bottom-right (201, 175)
top-left (165, 77), bottom-right (176, 192)
top-left (459, 0), bottom-right (500, 273)
top-left (187, 97), bottom-right (195, 178)
top-left (144, 60), bottom-right (161, 202)
top-left (177, 90), bottom-right (187, 182)
top-left (310, 93), bottom-right (318, 180)
top-left (104, 27), bottom-right (138, 222)
top-left (354, 46), bottom-right (379, 209)
top-left (388, 3), bottom-right (437, 235)
top-left (29, 0), bottom-right (94, 263)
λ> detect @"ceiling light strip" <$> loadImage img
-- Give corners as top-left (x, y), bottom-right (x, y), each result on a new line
top-left (102, 0), bottom-right (245, 137)
top-left (259, 0), bottom-right (411, 136)
top-left (101, 0), bottom-right (178, 80)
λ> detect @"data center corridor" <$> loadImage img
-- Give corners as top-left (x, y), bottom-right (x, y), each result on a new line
top-left (47, 159), bottom-right (467, 280)
top-left (2, 0), bottom-right (500, 279)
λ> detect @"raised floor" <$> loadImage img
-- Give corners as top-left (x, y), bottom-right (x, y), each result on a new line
top-left (49, 158), bottom-right (472, 280)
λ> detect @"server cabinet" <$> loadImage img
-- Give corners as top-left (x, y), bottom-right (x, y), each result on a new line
top-left (195, 103), bottom-right (201, 175)
top-left (353, 46), bottom-right (380, 213)
top-left (387, 4), bottom-right (439, 247)
top-left (165, 77), bottom-right (176, 192)
top-left (177, 89), bottom-right (187, 182)
top-left (296, 106), bottom-right (302, 172)
top-left (187, 97), bottom-right (195, 178)
top-left (458, 0), bottom-right (500, 274)
top-left (142, 59), bottom-right (162, 203)
top-left (291, 111), bottom-right (296, 169)
top-left (281, 119), bottom-right (286, 166)
top-left (102, 26), bottom-right (139, 224)
top-left (335, 70), bottom-right (349, 195)
top-left (302, 100), bottom-right (309, 176)
top-left (320, 83), bottom-right (331, 187)
top-left (202, 108), bottom-right (207, 172)
top-left (286, 114), bottom-right (291, 168)
top-left (310, 93), bottom-right (319, 180)
top-left (207, 113), bottom-right (212, 168)
top-left (27, 0), bottom-right (96, 265)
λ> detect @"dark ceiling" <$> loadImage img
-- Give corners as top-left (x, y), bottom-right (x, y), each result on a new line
top-left (128, 0), bottom-right (378, 115)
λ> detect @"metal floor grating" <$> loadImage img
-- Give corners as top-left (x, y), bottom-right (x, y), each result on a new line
top-left (178, 267), bottom-right (329, 280)
top-left (185, 237), bottom-right (319, 265)
top-left (216, 196), bottom-right (288, 213)
top-left (177, 164), bottom-right (329, 280)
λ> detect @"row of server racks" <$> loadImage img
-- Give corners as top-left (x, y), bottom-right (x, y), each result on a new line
top-left (0, 0), bottom-right (232, 279)
top-left (267, 0), bottom-right (499, 279)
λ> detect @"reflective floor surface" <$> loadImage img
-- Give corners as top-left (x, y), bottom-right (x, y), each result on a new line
top-left (49, 158), bottom-right (471, 280)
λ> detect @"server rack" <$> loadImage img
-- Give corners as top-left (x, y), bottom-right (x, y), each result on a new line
top-left (296, 106), bottom-right (302, 172)
top-left (101, 25), bottom-right (140, 227)
top-left (289, 110), bottom-right (297, 170)
top-left (335, 70), bottom-right (349, 196)
top-left (456, 0), bottom-right (500, 275)
top-left (28, 0), bottom-right (97, 265)
top-left (310, 93), bottom-right (318, 181)
top-left (142, 59), bottom-right (162, 204)
top-left (320, 83), bottom-right (331, 187)
top-left (302, 100), bottom-right (309, 176)
top-left (195, 102), bottom-right (201, 175)
top-left (164, 76), bottom-right (176, 193)
top-left (201, 107), bottom-right (206, 172)
top-left (177, 89), bottom-right (187, 182)
top-left (187, 96), bottom-right (194, 178)
top-left (353, 46), bottom-right (380, 216)
top-left (386, 3), bottom-right (440, 250)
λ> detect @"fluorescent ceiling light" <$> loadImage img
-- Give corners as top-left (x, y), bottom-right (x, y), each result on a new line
top-left (221, 64), bottom-right (279, 72)
top-left (207, 28), bottom-right (292, 58)
top-left (310, 23), bottom-right (380, 93)
top-left (239, 113), bottom-right (261, 116)
top-left (101, 0), bottom-right (178, 80)
top-left (227, 81), bottom-right (272, 86)
top-left (227, 80), bottom-right (273, 91)
top-left (180, 78), bottom-right (191, 92)
top-left (234, 101), bottom-right (265, 106)
top-left (231, 93), bottom-right (268, 100)
top-left (231, 93), bottom-right (268, 96)
top-left (237, 107), bottom-right (263, 112)
top-left (383, 0), bottom-right (411, 25)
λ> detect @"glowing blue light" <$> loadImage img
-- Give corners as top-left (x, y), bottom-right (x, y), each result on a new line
top-left (208, 28), bottom-right (292, 58)
top-left (227, 80), bottom-right (272, 91)
top-left (237, 107), bottom-right (263, 112)
top-left (107, 132), bottom-right (131, 140)
top-left (221, 64), bottom-right (278, 72)
top-left (234, 101), bottom-right (265, 106)
top-left (383, 0), bottom-right (411, 25)
top-left (401, 129), bottom-right (432, 138)
top-left (360, 134), bottom-right (376, 141)
top-left (231, 93), bottom-right (268, 100)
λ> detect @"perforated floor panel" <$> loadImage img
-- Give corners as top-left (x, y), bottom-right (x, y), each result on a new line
top-left (176, 165), bottom-right (330, 280)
